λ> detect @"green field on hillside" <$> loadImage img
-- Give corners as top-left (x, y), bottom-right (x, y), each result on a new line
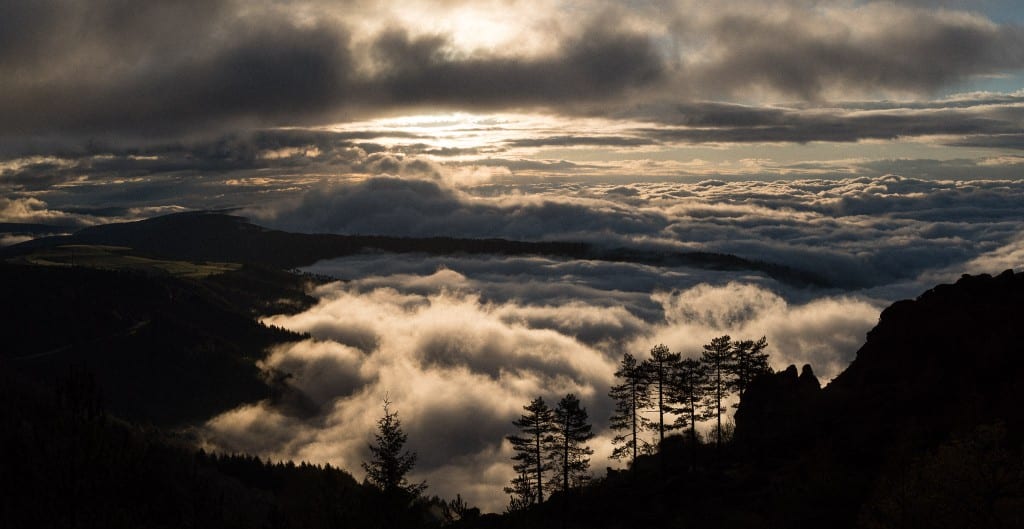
top-left (7, 244), bottom-right (240, 278)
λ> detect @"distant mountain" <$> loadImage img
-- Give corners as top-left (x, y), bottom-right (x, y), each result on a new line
top-left (1, 211), bottom-right (832, 287)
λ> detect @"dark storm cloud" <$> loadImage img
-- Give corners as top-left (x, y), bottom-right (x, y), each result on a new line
top-left (366, 25), bottom-right (664, 106)
top-left (1, 1), bottom-right (354, 136)
top-left (681, 5), bottom-right (1024, 100)
top-left (0, 2), bottom-right (664, 138)
top-left (0, 0), bottom-right (227, 68)
top-left (4, 1), bottom-right (1024, 141)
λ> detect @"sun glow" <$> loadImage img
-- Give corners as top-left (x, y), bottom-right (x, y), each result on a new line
top-left (382, 3), bottom-right (556, 56)
top-left (325, 112), bottom-right (658, 156)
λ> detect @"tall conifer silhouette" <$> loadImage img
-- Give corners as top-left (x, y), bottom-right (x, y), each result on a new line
top-left (362, 398), bottom-right (426, 498)
top-left (671, 357), bottom-right (708, 470)
top-left (506, 397), bottom-right (555, 503)
top-left (729, 336), bottom-right (771, 406)
top-left (609, 353), bottom-right (651, 462)
top-left (643, 344), bottom-right (681, 448)
top-left (550, 394), bottom-right (594, 493)
top-left (700, 335), bottom-right (733, 447)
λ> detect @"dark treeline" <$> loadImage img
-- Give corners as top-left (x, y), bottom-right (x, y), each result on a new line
top-left (609, 336), bottom-right (769, 463)
top-left (505, 394), bottom-right (595, 510)
top-left (504, 335), bottom-right (770, 514)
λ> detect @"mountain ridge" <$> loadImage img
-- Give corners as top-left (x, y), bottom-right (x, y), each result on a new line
top-left (1, 211), bottom-right (834, 287)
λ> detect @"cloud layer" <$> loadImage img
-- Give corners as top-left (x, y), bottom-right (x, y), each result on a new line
top-left (197, 172), bottom-right (1023, 512)
top-left (203, 270), bottom-right (882, 511)
top-left (247, 174), bottom-right (1024, 289)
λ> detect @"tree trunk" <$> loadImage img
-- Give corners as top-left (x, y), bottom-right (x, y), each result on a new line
top-left (535, 420), bottom-right (544, 503)
top-left (563, 422), bottom-right (569, 492)
top-left (690, 400), bottom-right (698, 471)
top-left (658, 364), bottom-right (664, 447)
top-left (630, 379), bottom-right (638, 462)
top-left (716, 362), bottom-right (722, 447)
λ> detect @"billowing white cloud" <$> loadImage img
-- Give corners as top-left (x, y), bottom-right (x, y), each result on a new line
top-left (641, 283), bottom-right (882, 378)
top-left (0, 197), bottom-right (92, 225)
top-left (203, 265), bottom-right (883, 512)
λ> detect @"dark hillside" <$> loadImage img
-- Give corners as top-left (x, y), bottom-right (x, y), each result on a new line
top-left (0, 368), bottom-right (443, 529)
top-left (824, 269), bottom-right (1024, 447)
top-left (1, 263), bottom-right (309, 425)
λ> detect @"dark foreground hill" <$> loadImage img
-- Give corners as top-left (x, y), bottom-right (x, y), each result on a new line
top-left (1, 211), bottom-right (831, 287)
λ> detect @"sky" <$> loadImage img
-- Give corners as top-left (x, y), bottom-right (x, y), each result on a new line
top-left (4, 0), bottom-right (1024, 513)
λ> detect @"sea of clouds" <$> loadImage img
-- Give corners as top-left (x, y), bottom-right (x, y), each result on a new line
top-left (199, 174), bottom-right (1024, 512)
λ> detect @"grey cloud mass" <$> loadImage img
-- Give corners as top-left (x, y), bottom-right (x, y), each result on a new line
top-left (679, 4), bottom-right (1024, 100)
top-left (2, 1), bottom-right (1024, 139)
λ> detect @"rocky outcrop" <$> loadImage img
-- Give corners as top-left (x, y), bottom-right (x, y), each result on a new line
top-left (736, 269), bottom-right (1024, 464)
top-left (734, 364), bottom-right (822, 459)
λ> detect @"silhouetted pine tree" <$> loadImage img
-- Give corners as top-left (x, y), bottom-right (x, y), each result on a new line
top-left (671, 357), bottom-right (708, 469)
top-left (643, 344), bottom-right (681, 448)
top-left (728, 336), bottom-right (771, 406)
top-left (507, 397), bottom-right (555, 504)
top-left (700, 335), bottom-right (733, 447)
top-left (549, 393), bottom-right (595, 493)
top-left (362, 399), bottom-right (426, 499)
top-left (610, 353), bottom-right (652, 462)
